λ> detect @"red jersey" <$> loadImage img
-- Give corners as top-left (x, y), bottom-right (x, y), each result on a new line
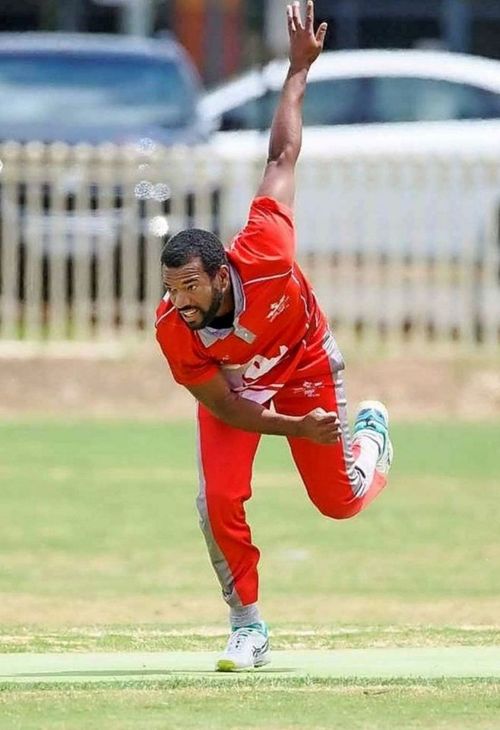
top-left (155, 196), bottom-right (333, 404)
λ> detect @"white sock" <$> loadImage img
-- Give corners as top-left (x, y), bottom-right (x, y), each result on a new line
top-left (230, 603), bottom-right (261, 629)
top-left (354, 435), bottom-right (380, 483)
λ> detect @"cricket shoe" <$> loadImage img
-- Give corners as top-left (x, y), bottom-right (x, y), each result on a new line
top-left (353, 400), bottom-right (393, 475)
top-left (216, 622), bottom-right (270, 672)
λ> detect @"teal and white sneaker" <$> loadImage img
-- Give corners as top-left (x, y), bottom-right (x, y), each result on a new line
top-left (216, 622), bottom-right (270, 672)
top-left (353, 400), bottom-right (393, 475)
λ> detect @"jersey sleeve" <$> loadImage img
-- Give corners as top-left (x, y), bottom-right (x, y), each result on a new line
top-left (230, 196), bottom-right (295, 274)
top-left (156, 326), bottom-right (219, 387)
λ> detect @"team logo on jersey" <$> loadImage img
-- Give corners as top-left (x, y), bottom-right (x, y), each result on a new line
top-left (243, 346), bottom-right (289, 382)
top-left (267, 295), bottom-right (290, 322)
top-left (220, 346), bottom-right (289, 389)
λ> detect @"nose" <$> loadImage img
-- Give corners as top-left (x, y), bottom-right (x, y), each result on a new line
top-left (174, 291), bottom-right (192, 310)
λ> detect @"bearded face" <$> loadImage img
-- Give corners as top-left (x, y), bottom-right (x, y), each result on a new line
top-left (162, 258), bottom-right (230, 330)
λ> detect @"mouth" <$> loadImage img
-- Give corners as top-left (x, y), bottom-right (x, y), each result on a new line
top-left (180, 308), bottom-right (200, 322)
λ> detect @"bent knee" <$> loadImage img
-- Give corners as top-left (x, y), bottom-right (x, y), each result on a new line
top-left (316, 499), bottom-right (363, 520)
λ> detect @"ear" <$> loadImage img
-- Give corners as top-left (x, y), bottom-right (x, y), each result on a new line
top-left (218, 265), bottom-right (231, 289)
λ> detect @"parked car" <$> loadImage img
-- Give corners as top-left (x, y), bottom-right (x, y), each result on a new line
top-left (201, 49), bottom-right (500, 271)
top-left (201, 49), bottom-right (500, 135)
top-left (0, 32), bottom-right (208, 145)
top-left (0, 32), bottom-right (216, 308)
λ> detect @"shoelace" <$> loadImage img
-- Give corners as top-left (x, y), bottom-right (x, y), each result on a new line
top-left (358, 415), bottom-right (386, 446)
top-left (358, 411), bottom-right (385, 429)
top-left (227, 628), bottom-right (259, 652)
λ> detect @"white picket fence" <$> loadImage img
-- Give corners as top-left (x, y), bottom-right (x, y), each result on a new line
top-left (0, 140), bottom-right (499, 346)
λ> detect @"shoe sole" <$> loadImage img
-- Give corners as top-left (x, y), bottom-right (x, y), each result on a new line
top-left (215, 654), bottom-right (271, 672)
top-left (377, 438), bottom-right (394, 475)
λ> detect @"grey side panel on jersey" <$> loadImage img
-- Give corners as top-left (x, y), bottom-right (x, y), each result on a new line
top-left (321, 331), bottom-right (364, 496)
top-left (195, 421), bottom-right (243, 608)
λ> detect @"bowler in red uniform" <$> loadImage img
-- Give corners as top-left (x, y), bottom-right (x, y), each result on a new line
top-left (156, 1), bottom-right (393, 671)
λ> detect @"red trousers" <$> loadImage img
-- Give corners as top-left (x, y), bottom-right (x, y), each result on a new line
top-left (196, 350), bottom-right (387, 608)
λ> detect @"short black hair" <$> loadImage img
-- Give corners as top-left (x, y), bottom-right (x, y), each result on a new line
top-left (161, 229), bottom-right (228, 277)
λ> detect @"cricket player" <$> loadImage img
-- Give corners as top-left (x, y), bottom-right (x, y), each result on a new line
top-left (156, 0), bottom-right (393, 671)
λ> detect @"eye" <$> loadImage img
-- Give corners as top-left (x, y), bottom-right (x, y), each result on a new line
top-left (187, 284), bottom-right (198, 292)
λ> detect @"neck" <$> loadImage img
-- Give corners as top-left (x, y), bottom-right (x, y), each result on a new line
top-left (216, 280), bottom-right (234, 318)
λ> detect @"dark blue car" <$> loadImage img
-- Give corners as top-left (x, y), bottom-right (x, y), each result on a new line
top-left (0, 32), bottom-right (208, 145)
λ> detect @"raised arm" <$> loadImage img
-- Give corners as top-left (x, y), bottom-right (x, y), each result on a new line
top-left (256, 1), bottom-right (327, 208)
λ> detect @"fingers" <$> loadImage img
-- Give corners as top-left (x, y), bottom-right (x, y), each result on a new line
top-left (319, 412), bottom-right (338, 421)
top-left (288, 1), bottom-right (306, 33)
top-left (292, 1), bottom-right (304, 30)
top-left (288, 0), bottom-right (327, 56)
top-left (319, 428), bottom-right (341, 445)
top-left (304, 408), bottom-right (341, 444)
top-left (323, 413), bottom-right (342, 443)
top-left (316, 411), bottom-right (341, 443)
top-left (314, 409), bottom-right (338, 422)
top-left (316, 21), bottom-right (328, 46)
top-left (319, 419), bottom-right (339, 430)
top-left (305, 0), bottom-right (314, 32)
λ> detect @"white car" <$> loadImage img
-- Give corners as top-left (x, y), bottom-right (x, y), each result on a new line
top-left (202, 49), bottom-right (500, 138)
top-left (201, 50), bottom-right (500, 267)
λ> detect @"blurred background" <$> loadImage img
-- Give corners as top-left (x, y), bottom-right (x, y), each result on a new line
top-left (0, 0), bottom-right (498, 654)
top-left (0, 0), bottom-right (499, 420)
top-left (3, 0), bottom-right (500, 80)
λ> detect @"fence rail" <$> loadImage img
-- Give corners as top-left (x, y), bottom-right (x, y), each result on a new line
top-left (0, 141), bottom-right (499, 346)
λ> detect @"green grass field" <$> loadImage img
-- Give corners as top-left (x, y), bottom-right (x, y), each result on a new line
top-left (0, 421), bottom-right (499, 728)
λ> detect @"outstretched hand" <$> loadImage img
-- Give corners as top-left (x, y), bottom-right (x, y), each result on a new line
top-left (255, 0), bottom-right (327, 207)
top-left (287, 1), bottom-right (328, 71)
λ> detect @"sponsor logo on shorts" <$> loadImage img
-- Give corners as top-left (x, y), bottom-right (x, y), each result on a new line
top-left (293, 380), bottom-right (324, 398)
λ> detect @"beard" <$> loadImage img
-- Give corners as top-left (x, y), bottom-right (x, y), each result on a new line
top-left (182, 287), bottom-right (224, 331)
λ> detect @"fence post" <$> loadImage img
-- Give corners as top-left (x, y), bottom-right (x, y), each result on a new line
top-left (0, 143), bottom-right (22, 340)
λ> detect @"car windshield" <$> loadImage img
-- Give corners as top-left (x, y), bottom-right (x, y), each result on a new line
top-left (0, 53), bottom-right (196, 128)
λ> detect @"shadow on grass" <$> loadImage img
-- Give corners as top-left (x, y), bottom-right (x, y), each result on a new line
top-left (3, 667), bottom-right (298, 679)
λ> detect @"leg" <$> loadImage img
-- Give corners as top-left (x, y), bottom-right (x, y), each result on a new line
top-left (196, 402), bottom-right (262, 607)
top-left (274, 368), bottom-right (387, 520)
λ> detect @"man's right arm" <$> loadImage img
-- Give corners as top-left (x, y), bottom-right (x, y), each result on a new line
top-left (187, 372), bottom-right (341, 445)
